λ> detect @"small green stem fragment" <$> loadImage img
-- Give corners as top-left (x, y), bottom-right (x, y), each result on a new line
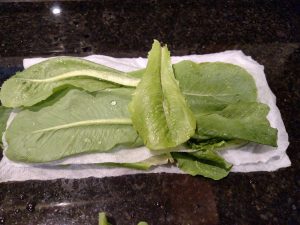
top-left (137, 222), bottom-right (149, 225)
top-left (98, 212), bottom-right (111, 225)
top-left (98, 212), bottom-right (148, 225)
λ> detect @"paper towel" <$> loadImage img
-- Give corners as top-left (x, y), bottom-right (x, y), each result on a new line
top-left (0, 51), bottom-right (290, 182)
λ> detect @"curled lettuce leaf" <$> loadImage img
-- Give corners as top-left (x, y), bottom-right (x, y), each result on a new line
top-left (129, 40), bottom-right (196, 150)
top-left (172, 138), bottom-right (232, 180)
top-left (172, 151), bottom-right (232, 180)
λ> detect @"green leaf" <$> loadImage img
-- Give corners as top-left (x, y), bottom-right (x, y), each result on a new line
top-left (186, 138), bottom-right (227, 151)
top-left (172, 151), bottom-right (232, 180)
top-left (5, 88), bottom-right (142, 163)
top-left (0, 57), bottom-right (140, 108)
top-left (101, 154), bottom-right (170, 170)
top-left (187, 138), bottom-right (248, 154)
top-left (129, 40), bottom-right (196, 150)
top-left (172, 61), bottom-right (277, 146)
top-left (98, 212), bottom-right (111, 225)
top-left (128, 68), bottom-right (145, 78)
top-left (195, 102), bottom-right (278, 146)
top-left (172, 135), bottom-right (233, 180)
top-left (190, 150), bottom-right (232, 170)
top-left (0, 106), bottom-right (12, 149)
top-left (173, 61), bottom-right (258, 114)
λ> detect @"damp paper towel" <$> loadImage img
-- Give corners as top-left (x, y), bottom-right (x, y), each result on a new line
top-left (0, 50), bottom-right (290, 182)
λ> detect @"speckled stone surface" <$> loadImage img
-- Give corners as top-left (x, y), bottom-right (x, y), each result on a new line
top-left (0, 1), bottom-right (299, 224)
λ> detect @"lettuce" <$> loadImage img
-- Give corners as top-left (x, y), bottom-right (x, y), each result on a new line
top-left (194, 102), bottom-right (277, 146)
top-left (1, 40), bottom-right (278, 180)
top-left (172, 151), bottom-right (232, 180)
top-left (0, 57), bottom-right (139, 108)
top-left (0, 106), bottom-right (11, 149)
top-left (5, 88), bottom-right (142, 163)
top-left (99, 154), bottom-right (170, 170)
top-left (129, 40), bottom-right (196, 150)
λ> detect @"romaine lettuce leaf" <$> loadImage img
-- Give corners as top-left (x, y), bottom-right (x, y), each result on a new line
top-left (0, 106), bottom-right (11, 149)
top-left (186, 138), bottom-right (227, 151)
top-left (101, 154), bottom-right (170, 170)
top-left (173, 61), bottom-right (258, 114)
top-left (187, 138), bottom-right (248, 153)
top-left (172, 138), bottom-right (233, 180)
top-left (0, 57), bottom-right (139, 108)
top-left (194, 102), bottom-right (277, 146)
top-left (172, 150), bottom-right (232, 180)
top-left (129, 40), bottom-right (196, 150)
top-left (5, 88), bottom-right (142, 163)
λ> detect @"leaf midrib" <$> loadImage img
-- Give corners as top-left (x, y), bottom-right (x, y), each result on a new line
top-left (32, 118), bottom-right (132, 133)
top-left (17, 69), bottom-right (140, 87)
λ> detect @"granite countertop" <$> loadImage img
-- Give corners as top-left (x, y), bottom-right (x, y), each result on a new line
top-left (0, 1), bottom-right (299, 224)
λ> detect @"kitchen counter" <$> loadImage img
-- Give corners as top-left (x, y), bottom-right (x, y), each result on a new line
top-left (0, 1), bottom-right (299, 224)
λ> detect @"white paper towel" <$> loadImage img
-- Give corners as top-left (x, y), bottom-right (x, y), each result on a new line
top-left (0, 50), bottom-right (290, 182)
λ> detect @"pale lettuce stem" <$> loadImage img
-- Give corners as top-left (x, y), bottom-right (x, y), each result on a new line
top-left (19, 69), bottom-right (141, 87)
